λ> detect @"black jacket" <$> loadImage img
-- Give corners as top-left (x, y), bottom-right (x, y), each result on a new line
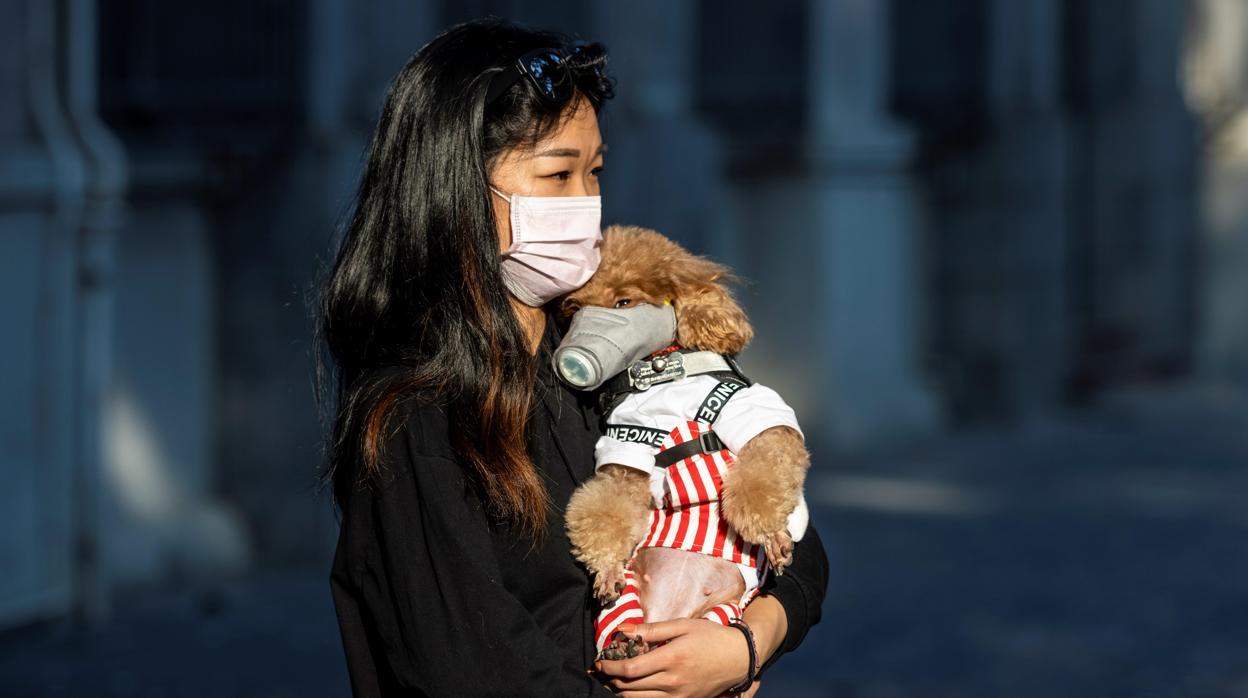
top-left (329, 312), bottom-right (828, 696)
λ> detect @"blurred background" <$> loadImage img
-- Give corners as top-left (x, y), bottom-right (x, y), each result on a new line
top-left (2, 0), bottom-right (1247, 695)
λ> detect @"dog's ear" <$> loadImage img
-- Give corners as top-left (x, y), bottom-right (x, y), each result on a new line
top-left (675, 284), bottom-right (753, 355)
top-left (658, 253), bottom-right (728, 294)
top-left (656, 247), bottom-right (753, 354)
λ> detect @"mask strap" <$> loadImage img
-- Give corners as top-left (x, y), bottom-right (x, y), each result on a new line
top-left (488, 185), bottom-right (511, 202)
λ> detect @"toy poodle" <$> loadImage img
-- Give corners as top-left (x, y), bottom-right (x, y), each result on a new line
top-left (558, 224), bottom-right (811, 661)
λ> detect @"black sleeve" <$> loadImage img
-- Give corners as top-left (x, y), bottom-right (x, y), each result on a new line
top-left (329, 410), bottom-right (614, 697)
top-left (756, 521), bottom-right (828, 674)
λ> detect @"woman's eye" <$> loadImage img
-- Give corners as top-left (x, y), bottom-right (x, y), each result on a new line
top-left (614, 298), bottom-right (632, 308)
top-left (544, 168), bottom-right (604, 182)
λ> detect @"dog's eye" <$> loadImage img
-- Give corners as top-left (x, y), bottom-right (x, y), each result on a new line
top-left (614, 298), bottom-right (632, 309)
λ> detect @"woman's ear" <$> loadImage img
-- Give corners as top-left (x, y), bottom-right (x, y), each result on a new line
top-left (674, 284), bottom-right (754, 355)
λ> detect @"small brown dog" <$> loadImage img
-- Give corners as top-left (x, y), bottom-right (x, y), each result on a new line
top-left (559, 224), bottom-right (811, 660)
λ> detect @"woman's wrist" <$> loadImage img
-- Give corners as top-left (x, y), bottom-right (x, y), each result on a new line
top-left (725, 619), bottom-right (758, 693)
top-left (741, 594), bottom-right (787, 671)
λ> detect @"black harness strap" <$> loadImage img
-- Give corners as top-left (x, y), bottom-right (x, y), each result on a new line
top-left (652, 376), bottom-right (749, 469)
top-left (694, 378), bottom-right (747, 426)
top-left (598, 349), bottom-right (754, 419)
top-left (603, 423), bottom-right (668, 447)
top-left (654, 431), bottom-right (726, 469)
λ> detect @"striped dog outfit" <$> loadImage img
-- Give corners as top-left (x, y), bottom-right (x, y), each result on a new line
top-left (591, 367), bottom-right (809, 653)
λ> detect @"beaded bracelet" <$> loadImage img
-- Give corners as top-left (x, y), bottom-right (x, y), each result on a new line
top-left (726, 618), bottom-right (757, 695)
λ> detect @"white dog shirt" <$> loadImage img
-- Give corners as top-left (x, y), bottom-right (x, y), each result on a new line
top-left (593, 373), bottom-right (811, 549)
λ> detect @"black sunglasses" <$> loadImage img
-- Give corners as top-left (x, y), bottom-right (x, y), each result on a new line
top-left (484, 44), bottom-right (602, 108)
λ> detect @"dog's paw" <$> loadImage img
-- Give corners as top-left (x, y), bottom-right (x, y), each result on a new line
top-left (762, 529), bottom-right (794, 575)
top-left (720, 486), bottom-right (783, 545)
top-left (598, 632), bottom-right (650, 661)
top-left (592, 562), bottom-right (629, 603)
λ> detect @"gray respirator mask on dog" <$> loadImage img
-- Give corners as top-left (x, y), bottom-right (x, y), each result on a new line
top-left (553, 303), bottom-right (678, 390)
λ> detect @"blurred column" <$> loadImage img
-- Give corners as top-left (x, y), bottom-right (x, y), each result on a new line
top-left (1064, 0), bottom-right (1198, 394)
top-left (0, 0), bottom-right (128, 629)
top-left (0, 0), bottom-right (84, 630)
top-left (63, 0), bottom-right (128, 624)
top-left (1184, 0), bottom-right (1248, 384)
top-left (95, 4), bottom-right (251, 588)
top-left (214, 0), bottom-right (438, 565)
top-left (978, 0), bottom-right (1071, 414)
top-left (590, 1), bottom-right (729, 255)
top-left (806, 0), bottom-right (940, 447)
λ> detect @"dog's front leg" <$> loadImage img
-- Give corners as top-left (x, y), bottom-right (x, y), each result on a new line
top-left (720, 425), bottom-right (810, 573)
top-left (566, 464), bottom-right (654, 602)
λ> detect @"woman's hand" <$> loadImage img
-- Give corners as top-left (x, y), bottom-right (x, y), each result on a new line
top-left (593, 618), bottom-right (749, 697)
top-left (593, 594), bottom-right (788, 696)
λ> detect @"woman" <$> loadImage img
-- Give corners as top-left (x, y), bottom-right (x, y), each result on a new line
top-left (317, 18), bottom-right (828, 697)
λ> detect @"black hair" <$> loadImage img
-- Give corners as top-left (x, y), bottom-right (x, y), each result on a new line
top-left (312, 17), bottom-right (615, 538)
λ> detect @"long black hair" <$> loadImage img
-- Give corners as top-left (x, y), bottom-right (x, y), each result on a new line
top-left (313, 17), bottom-right (615, 538)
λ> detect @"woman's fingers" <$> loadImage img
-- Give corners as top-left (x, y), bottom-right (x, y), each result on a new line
top-left (608, 670), bottom-right (676, 693)
top-left (594, 618), bottom-right (700, 680)
top-left (621, 617), bottom-right (699, 644)
top-left (596, 638), bottom-right (687, 680)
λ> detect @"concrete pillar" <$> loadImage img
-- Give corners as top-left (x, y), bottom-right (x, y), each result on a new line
top-left (1184, 0), bottom-right (1248, 383)
top-left (1072, 0), bottom-right (1198, 389)
top-left (215, 0), bottom-right (438, 565)
top-left (980, 0), bottom-right (1071, 414)
top-left (104, 204), bottom-right (251, 588)
top-left (804, 0), bottom-right (940, 448)
top-left (590, 1), bottom-right (729, 255)
top-left (0, 1), bottom-right (84, 628)
top-left (0, 0), bottom-right (127, 628)
top-left (92, 8), bottom-right (250, 590)
top-left (63, 0), bottom-right (128, 624)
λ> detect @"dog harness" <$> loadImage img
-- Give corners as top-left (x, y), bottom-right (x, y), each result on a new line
top-left (590, 351), bottom-right (808, 652)
top-left (598, 346), bottom-right (752, 417)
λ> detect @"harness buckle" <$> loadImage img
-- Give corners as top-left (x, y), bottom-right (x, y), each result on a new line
top-left (627, 351), bottom-right (687, 391)
top-left (698, 431), bottom-right (722, 453)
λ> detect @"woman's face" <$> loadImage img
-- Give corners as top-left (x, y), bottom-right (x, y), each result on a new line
top-left (489, 96), bottom-right (606, 252)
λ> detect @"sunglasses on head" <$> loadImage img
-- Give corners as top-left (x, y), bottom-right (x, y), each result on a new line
top-left (484, 44), bottom-right (603, 108)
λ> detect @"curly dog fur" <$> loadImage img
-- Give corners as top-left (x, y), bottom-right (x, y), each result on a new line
top-left (561, 225), bottom-right (811, 605)
top-left (565, 464), bottom-right (653, 600)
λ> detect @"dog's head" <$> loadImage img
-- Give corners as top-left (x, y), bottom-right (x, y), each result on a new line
top-left (558, 224), bottom-right (753, 355)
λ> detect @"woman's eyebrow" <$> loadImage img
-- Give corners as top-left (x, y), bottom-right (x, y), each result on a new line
top-left (534, 143), bottom-right (609, 158)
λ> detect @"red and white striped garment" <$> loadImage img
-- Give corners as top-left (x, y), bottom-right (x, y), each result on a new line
top-left (590, 373), bottom-right (808, 652)
top-left (639, 418), bottom-right (762, 566)
top-left (595, 567), bottom-right (760, 653)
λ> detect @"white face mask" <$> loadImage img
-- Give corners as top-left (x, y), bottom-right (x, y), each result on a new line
top-left (490, 184), bottom-right (603, 306)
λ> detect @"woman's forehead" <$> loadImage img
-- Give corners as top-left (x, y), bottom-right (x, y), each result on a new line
top-left (529, 99), bottom-right (603, 156)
